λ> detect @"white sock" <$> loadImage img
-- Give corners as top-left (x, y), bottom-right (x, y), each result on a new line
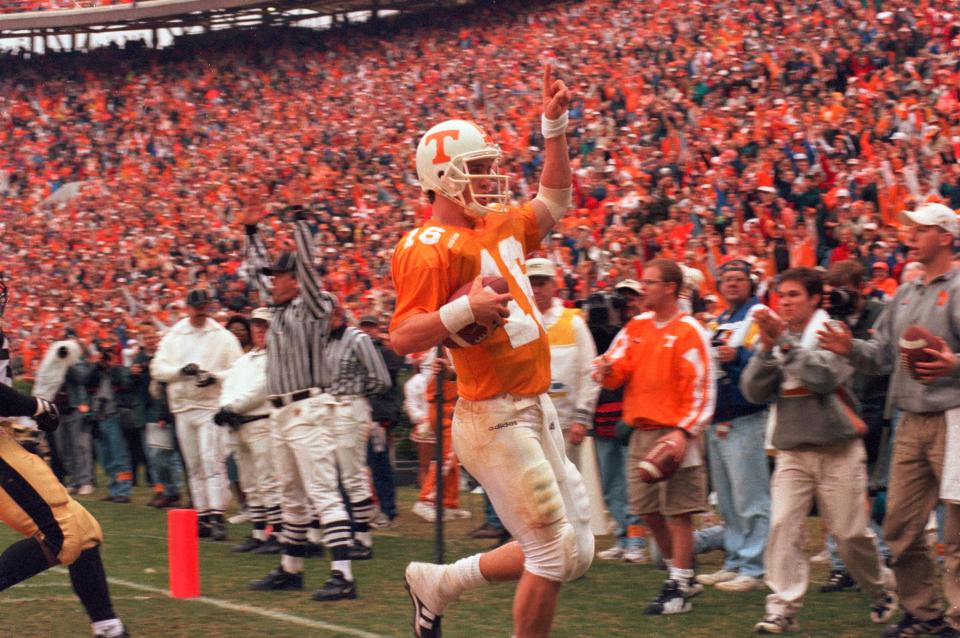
top-left (670, 566), bottom-right (694, 583)
top-left (281, 555), bottom-right (304, 574)
top-left (90, 619), bottom-right (124, 638)
top-left (332, 560), bottom-right (353, 581)
top-left (451, 554), bottom-right (487, 593)
top-left (356, 531), bottom-right (372, 548)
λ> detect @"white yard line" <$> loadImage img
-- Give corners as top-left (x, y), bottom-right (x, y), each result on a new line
top-left (1, 595), bottom-right (152, 603)
top-left (50, 568), bottom-right (392, 638)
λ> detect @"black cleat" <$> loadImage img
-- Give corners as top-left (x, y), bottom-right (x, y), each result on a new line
top-left (248, 566), bottom-right (303, 591)
top-left (347, 543), bottom-right (373, 561)
top-left (311, 571), bottom-right (357, 601)
top-left (210, 521), bottom-right (227, 542)
top-left (232, 537), bottom-right (264, 553)
top-left (820, 569), bottom-right (859, 593)
top-left (250, 536), bottom-right (283, 555)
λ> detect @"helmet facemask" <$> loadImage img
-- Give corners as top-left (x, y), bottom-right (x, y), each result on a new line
top-left (438, 149), bottom-right (511, 218)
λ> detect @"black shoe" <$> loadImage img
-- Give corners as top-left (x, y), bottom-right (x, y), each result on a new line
top-left (210, 520), bottom-right (227, 542)
top-left (311, 571), bottom-right (357, 601)
top-left (94, 626), bottom-right (130, 638)
top-left (467, 522), bottom-right (504, 539)
top-left (198, 521), bottom-right (212, 539)
top-left (881, 614), bottom-right (948, 638)
top-left (250, 536), bottom-right (283, 555)
top-left (644, 579), bottom-right (692, 615)
top-left (248, 566), bottom-right (303, 591)
top-left (158, 495), bottom-right (181, 508)
top-left (304, 542), bottom-right (325, 558)
top-left (232, 537), bottom-right (264, 553)
top-left (99, 495), bottom-right (115, 502)
top-left (347, 543), bottom-right (373, 561)
top-left (112, 496), bottom-right (131, 504)
top-left (820, 569), bottom-right (859, 593)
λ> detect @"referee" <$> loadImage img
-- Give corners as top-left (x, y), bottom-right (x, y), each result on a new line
top-left (241, 205), bottom-right (357, 601)
top-left (323, 307), bottom-right (392, 561)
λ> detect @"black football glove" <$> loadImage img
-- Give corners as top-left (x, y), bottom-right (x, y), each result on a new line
top-left (34, 398), bottom-right (60, 433)
top-left (213, 409), bottom-right (240, 429)
top-left (195, 373), bottom-right (217, 388)
top-left (180, 363), bottom-right (200, 376)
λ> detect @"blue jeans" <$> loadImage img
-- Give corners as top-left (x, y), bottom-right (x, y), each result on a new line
top-left (367, 425), bottom-right (396, 519)
top-left (594, 436), bottom-right (644, 548)
top-left (706, 411), bottom-right (771, 578)
top-left (94, 415), bottom-right (132, 498)
top-left (484, 492), bottom-right (504, 529)
top-left (145, 422), bottom-right (183, 498)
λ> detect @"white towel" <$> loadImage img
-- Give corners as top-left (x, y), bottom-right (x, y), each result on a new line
top-left (940, 407), bottom-right (960, 503)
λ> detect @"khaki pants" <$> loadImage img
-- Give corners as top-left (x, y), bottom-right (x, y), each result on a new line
top-left (884, 412), bottom-right (960, 628)
top-left (765, 439), bottom-right (892, 618)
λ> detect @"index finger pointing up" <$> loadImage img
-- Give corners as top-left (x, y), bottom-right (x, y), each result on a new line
top-left (544, 62), bottom-right (553, 96)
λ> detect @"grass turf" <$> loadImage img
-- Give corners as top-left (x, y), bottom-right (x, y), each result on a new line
top-left (0, 485), bottom-right (893, 637)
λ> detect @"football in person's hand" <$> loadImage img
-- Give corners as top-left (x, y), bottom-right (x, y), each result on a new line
top-left (637, 436), bottom-right (682, 484)
top-left (898, 324), bottom-right (944, 379)
top-left (442, 277), bottom-right (509, 348)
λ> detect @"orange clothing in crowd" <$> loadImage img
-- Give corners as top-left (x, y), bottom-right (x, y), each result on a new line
top-left (602, 312), bottom-right (716, 436)
top-left (390, 203), bottom-right (550, 401)
top-left (418, 375), bottom-right (460, 509)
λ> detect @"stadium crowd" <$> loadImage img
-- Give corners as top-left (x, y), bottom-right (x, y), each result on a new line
top-left (2, 0), bottom-right (960, 634)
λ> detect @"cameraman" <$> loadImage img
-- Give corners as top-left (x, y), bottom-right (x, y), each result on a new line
top-left (86, 339), bottom-right (134, 504)
top-left (819, 260), bottom-right (892, 593)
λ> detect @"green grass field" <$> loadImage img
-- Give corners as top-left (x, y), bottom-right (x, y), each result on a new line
top-left (0, 486), bottom-right (893, 638)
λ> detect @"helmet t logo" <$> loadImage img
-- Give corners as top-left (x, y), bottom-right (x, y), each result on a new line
top-left (425, 129), bottom-right (460, 165)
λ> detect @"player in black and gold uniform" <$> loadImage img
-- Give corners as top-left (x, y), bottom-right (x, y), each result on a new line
top-left (0, 273), bottom-right (129, 638)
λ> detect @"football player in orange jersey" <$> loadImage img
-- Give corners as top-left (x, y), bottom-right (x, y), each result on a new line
top-left (390, 64), bottom-right (595, 638)
top-left (595, 258), bottom-right (716, 616)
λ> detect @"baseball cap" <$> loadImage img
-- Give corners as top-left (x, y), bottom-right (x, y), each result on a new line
top-left (718, 259), bottom-right (752, 277)
top-left (526, 258), bottom-right (556, 279)
top-left (614, 279), bottom-right (642, 295)
top-left (186, 289), bottom-right (212, 308)
top-left (358, 315), bottom-right (379, 326)
top-left (250, 307), bottom-right (272, 323)
top-left (758, 186), bottom-right (777, 194)
top-left (872, 262), bottom-right (889, 271)
top-left (899, 202), bottom-right (959, 237)
top-left (261, 252), bottom-right (297, 276)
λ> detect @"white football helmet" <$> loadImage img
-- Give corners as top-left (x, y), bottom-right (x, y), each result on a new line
top-left (415, 119), bottom-right (510, 218)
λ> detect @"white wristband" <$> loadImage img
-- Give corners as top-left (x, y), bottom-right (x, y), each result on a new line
top-left (541, 111), bottom-right (569, 139)
top-left (439, 296), bottom-right (475, 335)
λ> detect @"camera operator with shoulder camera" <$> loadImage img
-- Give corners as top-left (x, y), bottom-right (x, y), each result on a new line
top-left (818, 260), bottom-right (893, 593)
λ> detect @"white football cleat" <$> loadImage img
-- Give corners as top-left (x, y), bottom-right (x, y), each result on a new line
top-left (405, 562), bottom-right (454, 638)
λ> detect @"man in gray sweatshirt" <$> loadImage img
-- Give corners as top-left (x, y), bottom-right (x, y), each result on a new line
top-left (741, 267), bottom-right (895, 635)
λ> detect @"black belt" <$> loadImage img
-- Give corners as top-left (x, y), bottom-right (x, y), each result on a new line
top-left (270, 389), bottom-right (313, 408)
top-left (238, 414), bottom-right (270, 424)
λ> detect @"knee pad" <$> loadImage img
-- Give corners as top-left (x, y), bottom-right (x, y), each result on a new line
top-left (523, 519), bottom-right (593, 583)
top-left (56, 500), bottom-right (103, 566)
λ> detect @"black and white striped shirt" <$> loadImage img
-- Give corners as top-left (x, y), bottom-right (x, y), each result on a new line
top-left (323, 326), bottom-right (391, 398)
top-left (0, 330), bottom-right (12, 388)
top-left (245, 220), bottom-right (338, 396)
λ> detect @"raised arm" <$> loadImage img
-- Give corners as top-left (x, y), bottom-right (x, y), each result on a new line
top-left (532, 63), bottom-right (573, 240)
top-left (354, 334), bottom-right (392, 397)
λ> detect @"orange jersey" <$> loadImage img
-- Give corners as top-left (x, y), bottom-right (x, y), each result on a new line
top-left (603, 312), bottom-right (715, 436)
top-left (390, 203), bottom-right (551, 401)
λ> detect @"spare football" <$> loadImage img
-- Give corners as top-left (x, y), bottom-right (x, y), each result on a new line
top-left (637, 436), bottom-right (682, 484)
top-left (442, 277), bottom-right (509, 349)
top-left (898, 324), bottom-right (944, 379)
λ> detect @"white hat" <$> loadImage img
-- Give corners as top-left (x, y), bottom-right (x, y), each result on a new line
top-left (836, 188), bottom-right (850, 197)
top-left (680, 264), bottom-right (705, 289)
top-left (758, 186), bottom-right (777, 194)
top-left (863, 222), bottom-right (878, 231)
top-left (250, 307), bottom-right (272, 323)
top-left (614, 279), bottom-right (643, 295)
top-left (891, 131), bottom-right (909, 141)
top-left (526, 258), bottom-right (557, 278)
top-left (900, 202), bottom-right (959, 237)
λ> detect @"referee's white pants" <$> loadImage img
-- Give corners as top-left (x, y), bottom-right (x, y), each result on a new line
top-left (175, 407), bottom-right (229, 513)
top-left (331, 396), bottom-right (373, 509)
top-left (271, 394), bottom-right (351, 548)
top-left (226, 417), bottom-right (280, 511)
top-left (453, 393), bottom-right (595, 583)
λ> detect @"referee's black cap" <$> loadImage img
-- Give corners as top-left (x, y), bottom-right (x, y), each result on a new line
top-left (261, 252), bottom-right (297, 276)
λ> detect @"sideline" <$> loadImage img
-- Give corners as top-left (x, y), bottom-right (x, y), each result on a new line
top-left (51, 568), bottom-right (392, 638)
